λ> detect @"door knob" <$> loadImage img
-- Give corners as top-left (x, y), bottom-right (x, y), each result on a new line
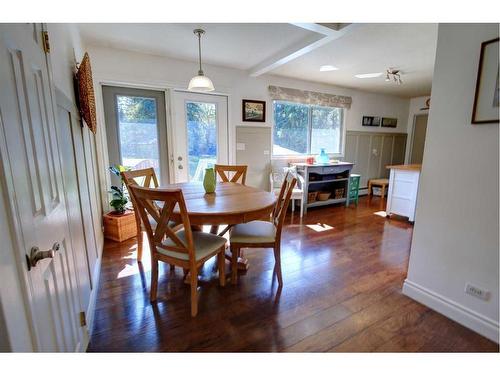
top-left (26, 242), bottom-right (60, 271)
top-left (178, 165), bottom-right (184, 169)
top-left (177, 156), bottom-right (183, 161)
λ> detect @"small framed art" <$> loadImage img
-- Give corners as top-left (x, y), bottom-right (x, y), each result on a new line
top-left (242, 99), bottom-right (266, 122)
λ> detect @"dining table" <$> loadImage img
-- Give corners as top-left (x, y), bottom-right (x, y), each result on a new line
top-left (160, 181), bottom-right (277, 270)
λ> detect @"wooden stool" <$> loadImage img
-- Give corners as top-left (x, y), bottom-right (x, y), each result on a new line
top-left (368, 178), bottom-right (389, 199)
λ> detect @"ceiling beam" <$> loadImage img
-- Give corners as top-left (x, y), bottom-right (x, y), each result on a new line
top-left (248, 23), bottom-right (358, 77)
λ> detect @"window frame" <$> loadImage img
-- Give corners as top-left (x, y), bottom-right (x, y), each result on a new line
top-left (271, 100), bottom-right (346, 159)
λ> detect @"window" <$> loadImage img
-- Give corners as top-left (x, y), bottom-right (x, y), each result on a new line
top-left (273, 100), bottom-right (344, 156)
top-left (186, 101), bottom-right (217, 181)
top-left (116, 95), bottom-right (160, 177)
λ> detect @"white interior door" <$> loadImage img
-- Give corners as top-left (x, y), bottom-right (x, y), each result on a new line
top-left (0, 24), bottom-right (83, 351)
top-left (172, 91), bottom-right (228, 182)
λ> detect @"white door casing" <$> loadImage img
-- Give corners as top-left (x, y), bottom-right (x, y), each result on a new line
top-left (171, 91), bottom-right (228, 182)
top-left (0, 24), bottom-right (84, 351)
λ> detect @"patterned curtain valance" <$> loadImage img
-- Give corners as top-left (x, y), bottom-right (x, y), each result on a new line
top-left (268, 85), bottom-right (352, 109)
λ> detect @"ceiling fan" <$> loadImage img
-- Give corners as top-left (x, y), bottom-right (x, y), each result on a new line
top-left (355, 67), bottom-right (403, 85)
top-left (385, 68), bottom-right (403, 84)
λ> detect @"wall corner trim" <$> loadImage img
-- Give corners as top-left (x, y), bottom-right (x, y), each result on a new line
top-left (403, 279), bottom-right (499, 343)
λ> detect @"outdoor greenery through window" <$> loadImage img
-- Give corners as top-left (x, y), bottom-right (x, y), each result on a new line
top-left (117, 95), bottom-right (160, 177)
top-left (273, 100), bottom-right (344, 156)
top-left (186, 101), bottom-right (217, 181)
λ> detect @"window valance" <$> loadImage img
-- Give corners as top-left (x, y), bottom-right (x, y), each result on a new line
top-left (268, 85), bottom-right (352, 109)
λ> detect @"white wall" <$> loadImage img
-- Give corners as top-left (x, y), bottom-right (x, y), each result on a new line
top-left (403, 24), bottom-right (499, 342)
top-left (87, 45), bottom-right (411, 198)
top-left (47, 24), bottom-right (85, 101)
top-left (405, 96), bottom-right (430, 163)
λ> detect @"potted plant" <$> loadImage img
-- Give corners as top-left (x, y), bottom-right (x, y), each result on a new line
top-left (108, 164), bottom-right (129, 215)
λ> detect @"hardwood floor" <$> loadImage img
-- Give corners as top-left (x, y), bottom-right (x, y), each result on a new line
top-left (87, 197), bottom-right (498, 352)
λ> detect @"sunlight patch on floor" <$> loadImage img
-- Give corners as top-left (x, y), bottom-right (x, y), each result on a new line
top-left (306, 223), bottom-right (334, 232)
top-left (117, 264), bottom-right (138, 279)
top-left (373, 210), bottom-right (388, 217)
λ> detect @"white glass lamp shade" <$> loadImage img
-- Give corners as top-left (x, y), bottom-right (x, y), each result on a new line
top-left (188, 74), bottom-right (215, 92)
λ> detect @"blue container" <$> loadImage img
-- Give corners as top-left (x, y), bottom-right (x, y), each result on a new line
top-left (315, 148), bottom-right (330, 164)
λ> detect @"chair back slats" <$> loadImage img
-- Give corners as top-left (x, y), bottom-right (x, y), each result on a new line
top-left (272, 172), bottom-right (297, 236)
top-left (214, 164), bottom-right (248, 184)
top-left (121, 167), bottom-right (159, 189)
top-left (128, 185), bottom-right (195, 260)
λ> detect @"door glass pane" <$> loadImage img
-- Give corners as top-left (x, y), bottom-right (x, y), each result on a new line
top-left (273, 101), bottom-right (309, 155)
top-left (311, 106), bottom-right (342, 154)
top-left (116, 95), bottom-right (160, 178)
top-left (186, 101), bottom-right (217, 181)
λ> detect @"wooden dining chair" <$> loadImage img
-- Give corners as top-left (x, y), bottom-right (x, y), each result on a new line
top-left (214, 164), bottom-right (248, 185)
top-left (121, 168), bottom-right (160, 262)
top-left (229, 172), bottom-right (297, 287)
top-left (128, 185), bottom-right (227, 317)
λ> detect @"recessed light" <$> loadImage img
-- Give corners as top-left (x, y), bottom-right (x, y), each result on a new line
top-left (320, 65), bottom-right (339, 72)
top-left (354, 72), bottom-right (383, 79)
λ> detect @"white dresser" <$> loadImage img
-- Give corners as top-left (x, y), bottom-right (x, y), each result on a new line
top-left (385, 164), bottom-right (422, 222)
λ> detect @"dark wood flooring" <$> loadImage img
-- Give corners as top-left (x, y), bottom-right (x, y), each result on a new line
top-left (87, 196), bottom-right (498, 352)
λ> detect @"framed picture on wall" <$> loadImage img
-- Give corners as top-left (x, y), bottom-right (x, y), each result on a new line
top-left (242, 99), bottom-right (266, 122)
top-left (362, 116), bottom-right (381, 126)
top-left (381, 117), bottom-right (398, 128)
top-left (471, 37), bottom-right (499, 124)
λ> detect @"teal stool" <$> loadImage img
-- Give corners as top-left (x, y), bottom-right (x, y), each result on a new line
top-left (349, 174), bottom-right (361, 206)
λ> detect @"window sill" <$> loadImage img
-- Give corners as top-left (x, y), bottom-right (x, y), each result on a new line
top-left (271, 153), bottom-right (344, 160)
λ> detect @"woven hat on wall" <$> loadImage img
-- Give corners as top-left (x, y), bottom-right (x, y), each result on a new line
top-left (76, 52), bottom-right (97, 133)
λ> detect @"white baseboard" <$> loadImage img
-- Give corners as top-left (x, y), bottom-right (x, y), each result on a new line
top-left (86, 255), bottom-right (102, 336)
top-left (80, 253), bottom-right (103, 351)
top-left (403, 279), bottom-right (499, 343)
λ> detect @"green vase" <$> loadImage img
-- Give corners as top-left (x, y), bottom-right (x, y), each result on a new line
top-left (203, 167), bottom-right (216, 194)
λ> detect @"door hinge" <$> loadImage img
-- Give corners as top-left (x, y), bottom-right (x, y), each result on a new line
top-left (79, 311), bottom-right (87, 327)
top-left (42, 31), bottom-right (50, 53)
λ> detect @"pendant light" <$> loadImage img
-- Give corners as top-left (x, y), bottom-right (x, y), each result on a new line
top-left (188, 29), bottom-right (215, 92)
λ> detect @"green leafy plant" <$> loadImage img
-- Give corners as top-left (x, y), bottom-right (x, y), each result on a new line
top-left (108, 164), bottom-right (130, 215)
top-left (109, 185), bottom-right (128, 214)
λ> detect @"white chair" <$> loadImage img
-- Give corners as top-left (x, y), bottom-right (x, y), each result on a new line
top-left (270, 166), bottom-right (305, 217)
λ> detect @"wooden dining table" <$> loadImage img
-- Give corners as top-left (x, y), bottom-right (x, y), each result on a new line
top-left (160, 181), bottom-right (277, 269)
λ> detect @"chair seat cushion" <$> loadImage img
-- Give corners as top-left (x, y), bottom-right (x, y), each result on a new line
top-left (230, 220), bottom-right (276, 244)
top-left (157, 230), bottom-right (226, 261)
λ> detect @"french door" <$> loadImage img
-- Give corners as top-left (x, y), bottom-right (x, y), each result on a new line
top-left (102, 86), bottom-right (169, 185)
top-left (171, 91), bottom-right (228, 182)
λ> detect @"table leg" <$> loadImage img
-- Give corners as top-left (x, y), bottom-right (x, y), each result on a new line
top-left (211, 225), bottom-right (249, 271)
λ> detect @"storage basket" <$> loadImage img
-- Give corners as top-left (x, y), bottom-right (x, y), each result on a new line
top-left (317, 192), bottom-right (331, 201)
top-left (334, 188), bottom-right (345, 199)
top-left (307, 191), bottom-right (318, 203)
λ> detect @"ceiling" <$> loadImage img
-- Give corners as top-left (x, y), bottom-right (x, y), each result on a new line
top-left (78, 23), bottom-right (318, 70)
top-left (79, 23), bottom-right (438, 98)
top-left (272, 24), bottom-right (438, 97)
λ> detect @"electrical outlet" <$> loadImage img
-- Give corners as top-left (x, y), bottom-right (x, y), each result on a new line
top-left (465, 283), bottom-right (490, 301)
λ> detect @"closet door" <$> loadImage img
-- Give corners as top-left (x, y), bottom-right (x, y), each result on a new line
top-left (0, 23), bottom-right (83, 351)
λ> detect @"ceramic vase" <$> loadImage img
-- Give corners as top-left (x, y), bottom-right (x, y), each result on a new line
top-left (203, 167), bottom-right (216, 193)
